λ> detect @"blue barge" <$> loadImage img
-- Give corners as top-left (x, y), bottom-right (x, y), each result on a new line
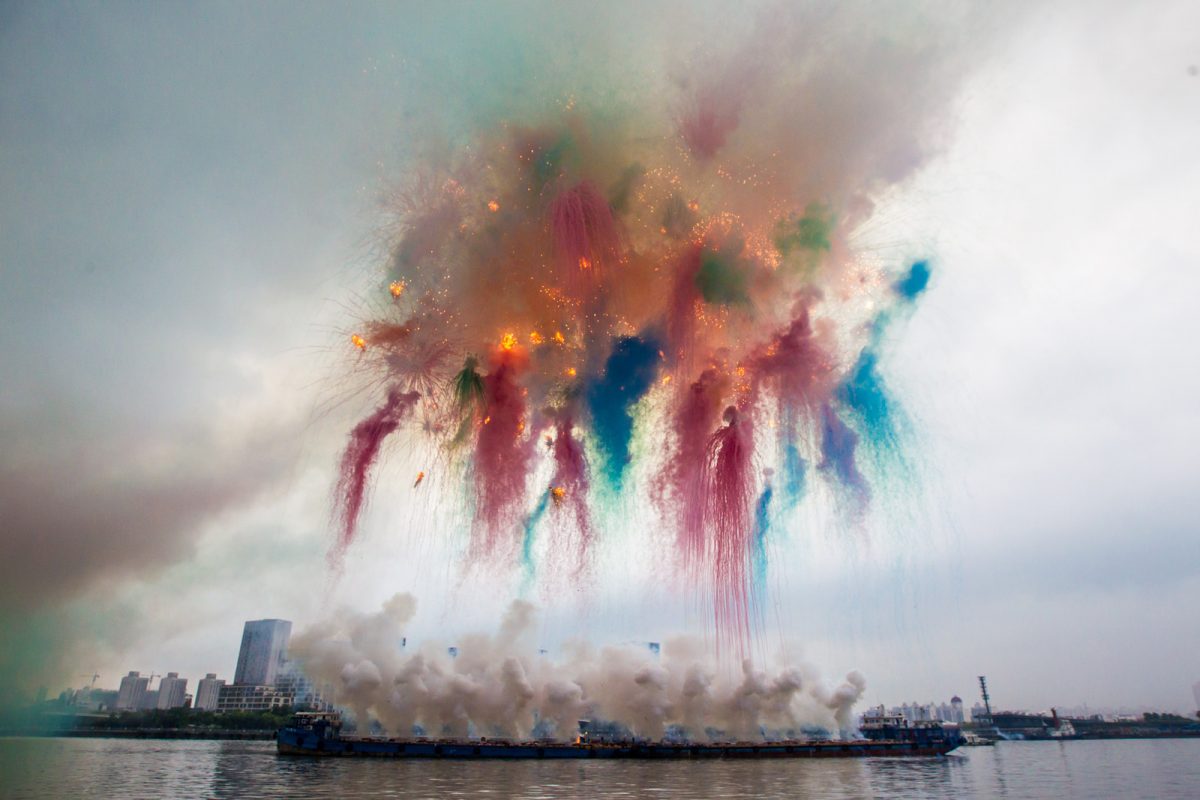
top-left (277, 713), bottom-right (963, 759)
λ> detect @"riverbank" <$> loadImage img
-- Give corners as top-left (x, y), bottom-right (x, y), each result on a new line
top-left (1, 728), bottom-right (274, 740)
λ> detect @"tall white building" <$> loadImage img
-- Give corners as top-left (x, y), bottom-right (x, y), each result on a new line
top-left (116, 671), bottom-right (149, 711)
top-left (195, 674), bottom-right (225, 711)
top-left (156, 673), bottom-right (188, 709)
top-left (234, 619), bottom-right (292, 686)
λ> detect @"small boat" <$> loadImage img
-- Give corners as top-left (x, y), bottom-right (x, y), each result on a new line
top-left (960, 731), bottom-right (995, 746)
top-left (277, 712), bottom-right (963, 759)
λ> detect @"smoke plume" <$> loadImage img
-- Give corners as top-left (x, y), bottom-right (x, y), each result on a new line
top-left (292, 594), bottom-right (867, 741)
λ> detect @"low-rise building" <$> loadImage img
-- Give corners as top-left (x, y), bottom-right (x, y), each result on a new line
top-left (275, 664), bottom-right (330, 711)
top-left (216, 684), bottom-right (293, 713)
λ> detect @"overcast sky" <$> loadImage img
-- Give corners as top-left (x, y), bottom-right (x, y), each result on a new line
top-left (2, 0), bottom-right (1198, 714)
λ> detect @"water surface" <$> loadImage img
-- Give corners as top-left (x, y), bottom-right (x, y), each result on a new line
top-left (2, 737), bottom-right (1197, 799)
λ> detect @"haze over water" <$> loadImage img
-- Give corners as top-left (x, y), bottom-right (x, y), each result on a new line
top-left (4, 738), bottom-right (1199, 800)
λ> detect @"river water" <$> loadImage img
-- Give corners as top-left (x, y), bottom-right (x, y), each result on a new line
top-left (1, 737), bottom-right (1196, 799)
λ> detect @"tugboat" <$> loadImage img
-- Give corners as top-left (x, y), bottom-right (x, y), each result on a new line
top-left (857, 708), bottom-right (966, 753)
top-left (277, 711), bottom-right (963, 759)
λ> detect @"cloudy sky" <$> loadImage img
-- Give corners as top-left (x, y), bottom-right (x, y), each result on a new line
top-left (1, 0), bottom-right (1197, 714)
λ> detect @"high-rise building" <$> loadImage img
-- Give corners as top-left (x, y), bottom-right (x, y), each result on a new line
top-left (234, 619), bottom-right (292, 686)
top-left (1192, 681), bottom-right (1200, 713)
top-left (116, 672), bottom-right (149, 711)
top-left (195, 674), bottom-right (225, 711)
top-left (156, 673), bottom-right (188, 709)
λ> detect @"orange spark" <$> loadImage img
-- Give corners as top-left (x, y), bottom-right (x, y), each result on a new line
top-left (413, 471), bottom-right (425, 488)
top-left (529, 331), bottom-right (544, 345)
top-left (351, 334), bottom-right (367, 351)
top-left (388, 280), bottom-right (406, 299)
top-left (552, 330), bottom-right (566, 344)
top-left (661, 375), bottom-right (672, 385)
top-left (550, 486), bottom-right (566, 505)
top-left (487, 199), bottom-right (500, 212)
top-left (566, 367), bottom-right (577, 377)
top-left (483, 416), bottom-right (492, 425)
top-left (578, 257), bottom-right (591, 270)
top-left (499, 332), bottom-right (518, 351)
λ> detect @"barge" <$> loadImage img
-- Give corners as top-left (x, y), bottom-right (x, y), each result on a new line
top-left (277, 712), bottom-right (963, 759)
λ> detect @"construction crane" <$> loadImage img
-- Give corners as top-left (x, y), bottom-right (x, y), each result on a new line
top-left (978, 676), bottom-right (993, 722)
top-left (147, 672), bottom-right (161, 688)
top-left (78, 673), bottom-right (99, 689)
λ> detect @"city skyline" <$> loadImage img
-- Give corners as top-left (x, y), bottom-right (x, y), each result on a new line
top-left (39, 616), bottom-right (1200, 719)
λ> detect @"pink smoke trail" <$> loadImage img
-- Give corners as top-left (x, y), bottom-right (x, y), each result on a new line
top-left (332, 386), bottom-right (421, 560)
top-left (750, 302), bottom-right (830, 406)
top-left (660, 368), bottom-right (728, 577)
top-left (549, 413), bottom-right (594, 576)
top-left (679, 78), bottom-right (748, 161)
top-left (705, 405), bottom-right (756, 652)
top-left (548, 180), bottom-right (622, 293)
top-left (473, 347), bottom-right (533, 559)
top-left (665, 245), bottom-right (703, 375)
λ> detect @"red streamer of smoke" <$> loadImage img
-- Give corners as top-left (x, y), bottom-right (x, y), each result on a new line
top-left (473, 347), bottom-right (533, 559)
top-left (679, 84), bottom-right (745, 161)
top-left (706, 406), bottom-right (756, 652)
top-left (749, 299), bottom-right (834, 435)
top-left (332, 387), bottom-right (420, 560)
top-left (665, 245), bottom-right (703, 375)
top-left (548, 180), bottom-right (622, 293)
top-left (661, 368), bottom-right (729, 577)
top-left (549, 412), bottom-right (594, 576)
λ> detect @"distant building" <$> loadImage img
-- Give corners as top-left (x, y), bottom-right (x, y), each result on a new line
top-left (116, 672), bottom-right (149, 711)
top-left (216, 683), bottom-right (293, 713)
top-left (951, 696), bottom-right (965, 723)
top-left (234, 619), bottom-right (292, 686)
top-left (195, 674), bottom-right (225, 711)
top-left (157, 673), bottom-right (188, 709)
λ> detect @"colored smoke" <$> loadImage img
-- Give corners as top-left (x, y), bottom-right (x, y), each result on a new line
top-left (330, 2), bottom-right (975, 649)
top-left (332, 387), bottom-right (420, 559)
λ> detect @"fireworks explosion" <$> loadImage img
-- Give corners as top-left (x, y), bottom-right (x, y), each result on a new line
top-left (329, 7), bottom-right (957, 653)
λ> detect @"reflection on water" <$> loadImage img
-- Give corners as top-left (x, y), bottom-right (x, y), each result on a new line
top-left (2, 737), bottom-right (1198, 799)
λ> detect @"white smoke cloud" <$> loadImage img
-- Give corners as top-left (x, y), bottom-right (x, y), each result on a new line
top-left (292, 593), bottom-right (867, 741)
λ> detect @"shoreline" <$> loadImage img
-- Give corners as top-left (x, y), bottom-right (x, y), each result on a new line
top-left (0, 729), bottom-right (275, 740)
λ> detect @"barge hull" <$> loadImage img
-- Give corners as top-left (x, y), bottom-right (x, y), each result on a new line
top-left (277, 731), bottom-right (956, 759)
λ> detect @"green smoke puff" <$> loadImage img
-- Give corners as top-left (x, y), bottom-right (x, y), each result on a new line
top-left (775, 203), bottom-right (834, 256)
top-left (452, 355), bottom-right (485, 412)
top-left (607, 163), bottom-right (645, 214)
top-left (661, 193), bottom-right (699, 240)
top-left (696, 246), bottom-right (750, 306)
